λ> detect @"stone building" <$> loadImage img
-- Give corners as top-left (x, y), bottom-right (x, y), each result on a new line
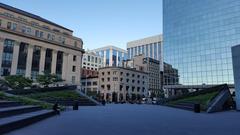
top-left (0, 3), bottom-right (84, 84)
top-left (98, 67), bottom-right (148, 102)
top-left (123, 54), bottom-right (162, 97)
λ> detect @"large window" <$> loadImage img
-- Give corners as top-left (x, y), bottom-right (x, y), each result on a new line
top-left (17, 42), bottom-right (28, 75)
top-left (106, 49), bottom-right (110, 66)
top-left (31, 46), bottom-right (41, 79)
top-left (1, 39), bottom-right (14, 76)
top-left (154, 43), bottom-right (157, 59)
top-left (44, 49), bottom-right (52, 73)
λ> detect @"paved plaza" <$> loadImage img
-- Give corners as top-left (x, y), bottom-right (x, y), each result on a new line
top-left (7, 104), bottom-right (240, 135)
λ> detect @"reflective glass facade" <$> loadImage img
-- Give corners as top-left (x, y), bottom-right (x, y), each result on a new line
top-left (163, 0), bottom-right (239, 85)
top-left (93, 46), bottom-right (127, 67)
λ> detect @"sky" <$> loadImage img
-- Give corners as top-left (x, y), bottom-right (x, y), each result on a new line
top-left (0, 0), bottom-right (163, 50)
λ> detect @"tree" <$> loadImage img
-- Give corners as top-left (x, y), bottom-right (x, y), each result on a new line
top-left (36, 72), bottom-right (63, 87)
top-left (4, 75), bottom-right (32, 89)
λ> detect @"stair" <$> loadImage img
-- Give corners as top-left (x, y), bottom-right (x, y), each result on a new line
top-left (0, 100), bottom-right (56, 134)
top-left (167, 101), bottom-right (195, 111)
top-left (44, 99), bottom-right (97, 106)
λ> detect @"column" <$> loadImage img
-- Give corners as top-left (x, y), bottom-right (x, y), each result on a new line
top-left (51, 50), bottom-right (57, 74)
top-left (0, 38), bottom-right (4, 73)
top-left (103, 50), bottom-right (106, 67)
top-left (10, 41), bottom-right (20, 75)
top-left (25, 45), bottom-right (34, 77)
top-left (116, 51), bottom-right (119, 66)
top-left (75, 55), bottom-right (81, 85)
top-left (39, 47), bottom-right (46, 74)
top-left (110, 49), bottom-right (113, 66)
top-left (61, 53), bottom-right (69, 82)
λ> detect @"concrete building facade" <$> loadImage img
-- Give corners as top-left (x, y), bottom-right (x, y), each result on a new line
top-left (99, 67), bottom-right (148, 102)
top-left (82, 51), bottom-right (103, 71)
top-left (123, 54), bottom-right (162, 97)
top-left (0, 3), bottom-right (84, 84)
top-left (232, 45), bottom-right (240, 110)
top-left (127, 35), bottom-right (163, 71)
top-left (92, 46), bottom-right (128, 67)
top-left (81, 76), bottom-right (99, 95)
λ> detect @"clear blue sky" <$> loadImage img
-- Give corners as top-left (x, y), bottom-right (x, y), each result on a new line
top-left (1, 0), bottom-right (163, 50)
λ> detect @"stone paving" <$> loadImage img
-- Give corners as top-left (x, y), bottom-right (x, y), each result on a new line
top-left (7, 104), bottom-right (240, 135)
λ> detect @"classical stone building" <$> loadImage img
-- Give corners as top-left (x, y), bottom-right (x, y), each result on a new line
top-left (99, 67), bottom-right (148, 102)
top-left (0, 3), bottom-right (84, 85)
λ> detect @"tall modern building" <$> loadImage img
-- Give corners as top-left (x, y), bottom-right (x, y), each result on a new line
top-left (92, 46), bottom-right (127, 67)
top-left (0, 3), bottom-right (84, 84)
top-left (163, 0), bottom-right (239, 86)
top-left (127, 35), bottom-right (163, 71)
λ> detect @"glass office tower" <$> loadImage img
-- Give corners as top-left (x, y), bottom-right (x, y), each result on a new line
top-left (163, 0), bottom-right (240, 85)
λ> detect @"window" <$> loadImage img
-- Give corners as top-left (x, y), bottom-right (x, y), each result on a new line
top-left (47, 34), bottom-right (51, 40)
top-left (137, 87), bottom-right (140, 92)
top-left (72, 66), bottom-right (76, 72)
top-left (107, 77), bottom-right (110, 81)
top-left (72, 76), bottom-right (76, 84)
top-left (40, 31), bottom-right (44, 38)
top-left (120, 72), bottom-right (123, 75)
top-left (0, 19), bottom-right (2, 26)
top-left (95, 57), bottom-right (98, 63)
top-left (26, 27), bottom-right (31, 34)
top-left (126, 79), bottom-right (129, 82)
top-left (74, 41), bottom-right (77, 47)
top-left (107, 85), bottom-right (111, 90)
top-left (108, 72), bottom-right (110, 75)
top-left (113, 77), bottom-right (118, 81)
top-left (93, 81), bottom-right (97, 86)
top-left (88, 56), bottom-right (91, 62)
top-left (101, 78), bottom-right (104, 82)
top-left (132, 74), bottom-right (135, 77)
top-left (126, 73), bottom-right (129, 76)
top-left (87, 82), bottom-right (91, 86)
top-left (132, 87), bottom-right (135, 92)
top-left (113, 71), bottom-right (117, 75)
top-left (73, 55), bottom-right (77, 61)
top-left (21, 26), bottom-right (26, 33)
top-left (102, 72), bottom-right (105, 75)
top-left (12, 23), bottom-right (17, 31)
top-left (35, 30), bottom-right (39, 37)
top-left (7, 22), bottom-right (11, 29)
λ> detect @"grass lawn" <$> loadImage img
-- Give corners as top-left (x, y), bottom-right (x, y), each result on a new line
top-left (23, 90), bottom-right (81, 101)
top-left (168, 91), bottom-right (219, 110)
top-left (0, 91), bottom-right (54, 109)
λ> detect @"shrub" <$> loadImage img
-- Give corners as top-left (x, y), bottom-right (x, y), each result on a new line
top-left (4, 75), bottom-right (32, 89)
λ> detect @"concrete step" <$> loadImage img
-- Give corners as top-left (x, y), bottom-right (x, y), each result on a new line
top-left (168, 104), bottom-right (194, 111)
top-left (0, 105), bottom-right (42, 118)
top-left (0, 110), bottom-right (56, 134)
top-left (0, 101), bottom-right (21, 108)
top-left (176, 102), bottom-right (195, 107)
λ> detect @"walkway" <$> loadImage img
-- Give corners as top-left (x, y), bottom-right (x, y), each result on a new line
top-left (7, 104), bottom-right (240, 135)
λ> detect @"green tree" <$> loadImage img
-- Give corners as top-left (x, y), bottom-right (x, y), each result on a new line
top-left (36, 72), bottom-right (63, 87)
top-left (4, 75), bottom-right (33, 89)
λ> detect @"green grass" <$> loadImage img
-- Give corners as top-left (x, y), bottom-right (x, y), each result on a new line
top-left (0, 91), bottom-right (54, 109)
top-left (168, 91), bottom-right (219, 110)
top-left (24, 90), bottom-right (81, 101)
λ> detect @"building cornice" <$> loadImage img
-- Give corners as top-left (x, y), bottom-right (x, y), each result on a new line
top-left (0, 28), bottom-right (85, 53)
